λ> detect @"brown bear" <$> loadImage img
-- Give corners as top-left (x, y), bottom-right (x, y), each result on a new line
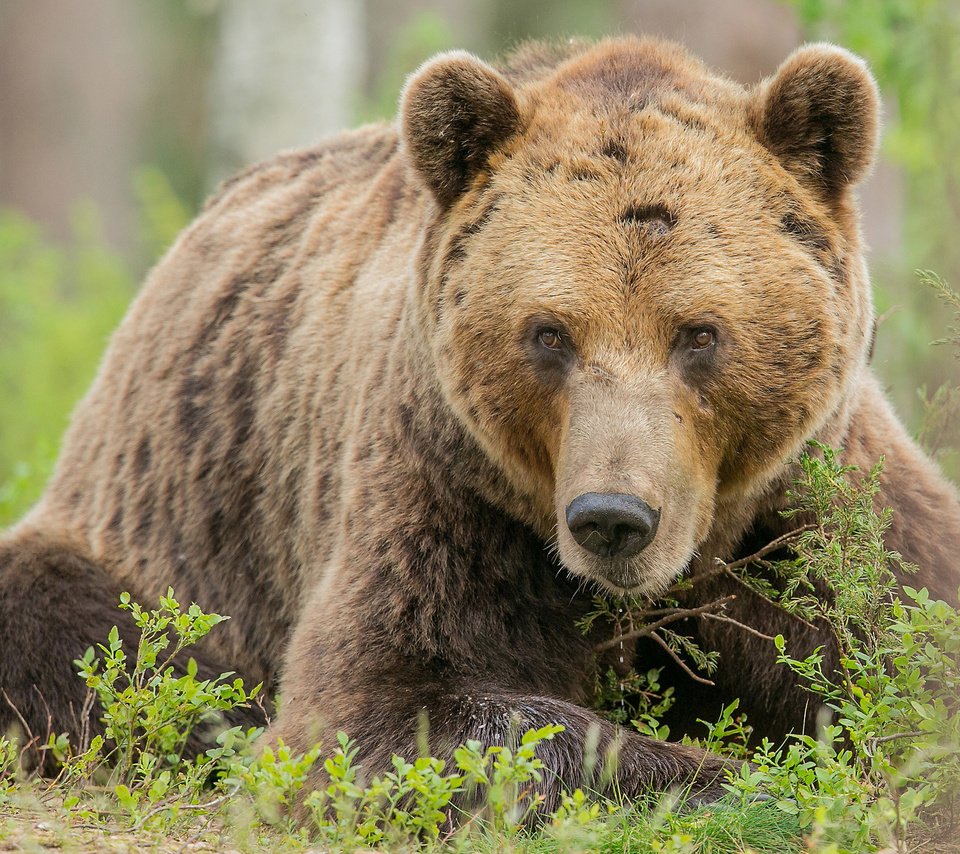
top-left (1, 36), bottom-right (958, 806)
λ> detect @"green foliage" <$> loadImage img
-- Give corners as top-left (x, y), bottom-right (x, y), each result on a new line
top-left (224, 737), bottom-right (321, 834)
top-left (579, 443), bottom-right (959, 850)
top-left (74, 588), bottom-right (261, 785)
top-left (742, 443), bottom-right (911, 640)
top-left (37, 591), bottom-right (260, 832)
top-left (0, 169), bottom-right (191, 530)
top-left (726, 451), bottom-right (960, 850)
top-left (578, 595), bottom-right (722, 699)
top-left (454, 722), bottom-right (564, 834)
top-left (732, 577), bottom-right (960, 851)
top-left (0, 737), bottom-right (18, 803)
top-left (686, 700), bottom-right (754, 764)
top-left (593, 666), bottom-right (676, 739)
top-left (311, 739), bottom-right (461, 846)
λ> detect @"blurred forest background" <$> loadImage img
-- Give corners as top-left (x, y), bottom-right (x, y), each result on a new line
top-left (0, 0), bottom-right (957, 526)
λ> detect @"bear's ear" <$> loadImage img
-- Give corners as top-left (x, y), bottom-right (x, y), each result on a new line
top-left (751, 44), bottom-right (880, 198)
top-left (401, 51), bottom-right (522, 208)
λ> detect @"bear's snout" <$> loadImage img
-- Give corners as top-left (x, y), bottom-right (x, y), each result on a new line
top-left (564, 492), bottom-right (660, 558)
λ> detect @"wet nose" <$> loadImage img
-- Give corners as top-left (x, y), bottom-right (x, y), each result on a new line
top-left (565, 492), bottom-right (660, 558)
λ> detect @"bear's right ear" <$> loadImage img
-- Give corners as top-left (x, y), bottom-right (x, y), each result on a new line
top-left (750, 44), bottom-right (880, 199)
top-left (401, 51), bottom-right (522, 208)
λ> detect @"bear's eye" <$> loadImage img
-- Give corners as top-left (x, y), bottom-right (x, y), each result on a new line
top-left (671, 324), bottom-right (721, 382)
top-left (526, 319), bottom-right (576, 384)
top-left (691, 328), bottom-right (715, 350)
top-left (538, 328), bottom-right (564, 350)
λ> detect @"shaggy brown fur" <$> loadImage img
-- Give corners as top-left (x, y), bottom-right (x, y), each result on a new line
top-left (1, 36), bottom-right (958, 805)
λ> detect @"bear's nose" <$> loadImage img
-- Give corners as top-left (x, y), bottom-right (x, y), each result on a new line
top-left (565, 493), bottom-right (660, 558)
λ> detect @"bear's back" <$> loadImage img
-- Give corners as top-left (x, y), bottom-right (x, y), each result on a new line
top-left (19, 122), bottom-right (426, 681)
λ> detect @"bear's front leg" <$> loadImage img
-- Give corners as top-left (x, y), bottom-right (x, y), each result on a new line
top-left (273, 569), bottom-right (736, 812)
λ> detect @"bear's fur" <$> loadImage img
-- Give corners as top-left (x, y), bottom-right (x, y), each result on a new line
top-left (2, 36), bottom-right (959, 804)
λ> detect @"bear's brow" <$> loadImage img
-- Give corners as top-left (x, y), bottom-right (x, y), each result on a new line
top-left (619, 203), bottom-right (676, 234)
top-left (780, 210), bottom-right (831, 256)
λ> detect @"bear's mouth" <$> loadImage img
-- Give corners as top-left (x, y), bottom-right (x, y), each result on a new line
top-left (559, 546), bottom-right (682, 598)
top-left (590, 561), bottom-right (648, 593)
top-left (554, 502), bottom-right (699, 599)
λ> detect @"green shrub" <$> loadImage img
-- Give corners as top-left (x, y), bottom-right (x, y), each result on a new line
top-left (580, 441), bottom-right (959, 851)
top-left (725, 449), bottom-right (959, 850)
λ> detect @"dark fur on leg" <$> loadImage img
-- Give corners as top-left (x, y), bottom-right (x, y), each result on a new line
top-left (0, 530), bottom-right (267, 771)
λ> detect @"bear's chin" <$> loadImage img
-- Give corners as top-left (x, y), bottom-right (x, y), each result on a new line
top-left (561, 551), bottom-right (682, 598)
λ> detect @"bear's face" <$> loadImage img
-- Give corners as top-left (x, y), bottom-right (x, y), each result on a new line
top-left (403, 39), bottom-right (879, 595)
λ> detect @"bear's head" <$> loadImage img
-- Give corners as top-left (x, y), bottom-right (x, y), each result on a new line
top-left (401, 37), bottom-right (880, 595)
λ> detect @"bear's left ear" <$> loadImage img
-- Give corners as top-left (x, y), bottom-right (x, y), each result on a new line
top-left (750, 44), bottom-right (880, 198)
top-left (401, 51), bottom-right (523, 208)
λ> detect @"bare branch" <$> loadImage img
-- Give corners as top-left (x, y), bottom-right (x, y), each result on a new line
top-left (649, 631), bottom-right (715, 686)
top-left (700, 611), bottom-right (777, 642)
top-left (725, 524), bottom-right (817, 568)
top-left (872, 731), bottom-right (925, 746)
top-left (129, 785), bottom-right (242, 833)
top-left (594, 596), bottom-right (736, 654)
top-left (1, 688), bottom-right (42, 770)
top-left (2, 688), bottom-right (34, 743)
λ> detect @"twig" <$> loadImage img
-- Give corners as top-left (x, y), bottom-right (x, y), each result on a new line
top-left (31, 685), bottom-right (54, 747)
top-left (700, 612), bottom-right (777, 642)
top-left (2, 688), bottom-right (35, 743)
top-left (594, 596), bottom-right (736, 653)
top-left (872, 731), bottom-right (925, 746)
top-left (694, 524), bottom-right (817, 583)
top-left (648, 631), bottom-right (715, 686)
top-left (129, 785), bottom-right (241, 833)
top-left (2, 688), bottom-right (42, 767)
top-left (662, 525), bottom-right (821, 633)
top-left (175, 804), bottom-right (219, 853)
top-left (439, 806), bottom-right (483, 846)
top-left (79, 689), bottom-right (96, 753)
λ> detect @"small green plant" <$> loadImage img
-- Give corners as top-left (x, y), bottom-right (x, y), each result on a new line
top-left (223, 735), bottom-right (321, 835)
top-left (743, 443), bottom-right (912, 638)
top-left (301, 733), bottom-right (463, 846)
top-left (4, 590), bottom-right (264, 833)
top-left (728, 449), bottom-right (960, 850)
top-left (74, 588), bottom-right (261, 786)
top-left (592, 665), bottom-right (676, 739)
top-left (454, 722), bottom-right (564, 835)
top-left (0, 736), bottom-right (18, 804)
top-left (687, 700), bottom-right (753, 763)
